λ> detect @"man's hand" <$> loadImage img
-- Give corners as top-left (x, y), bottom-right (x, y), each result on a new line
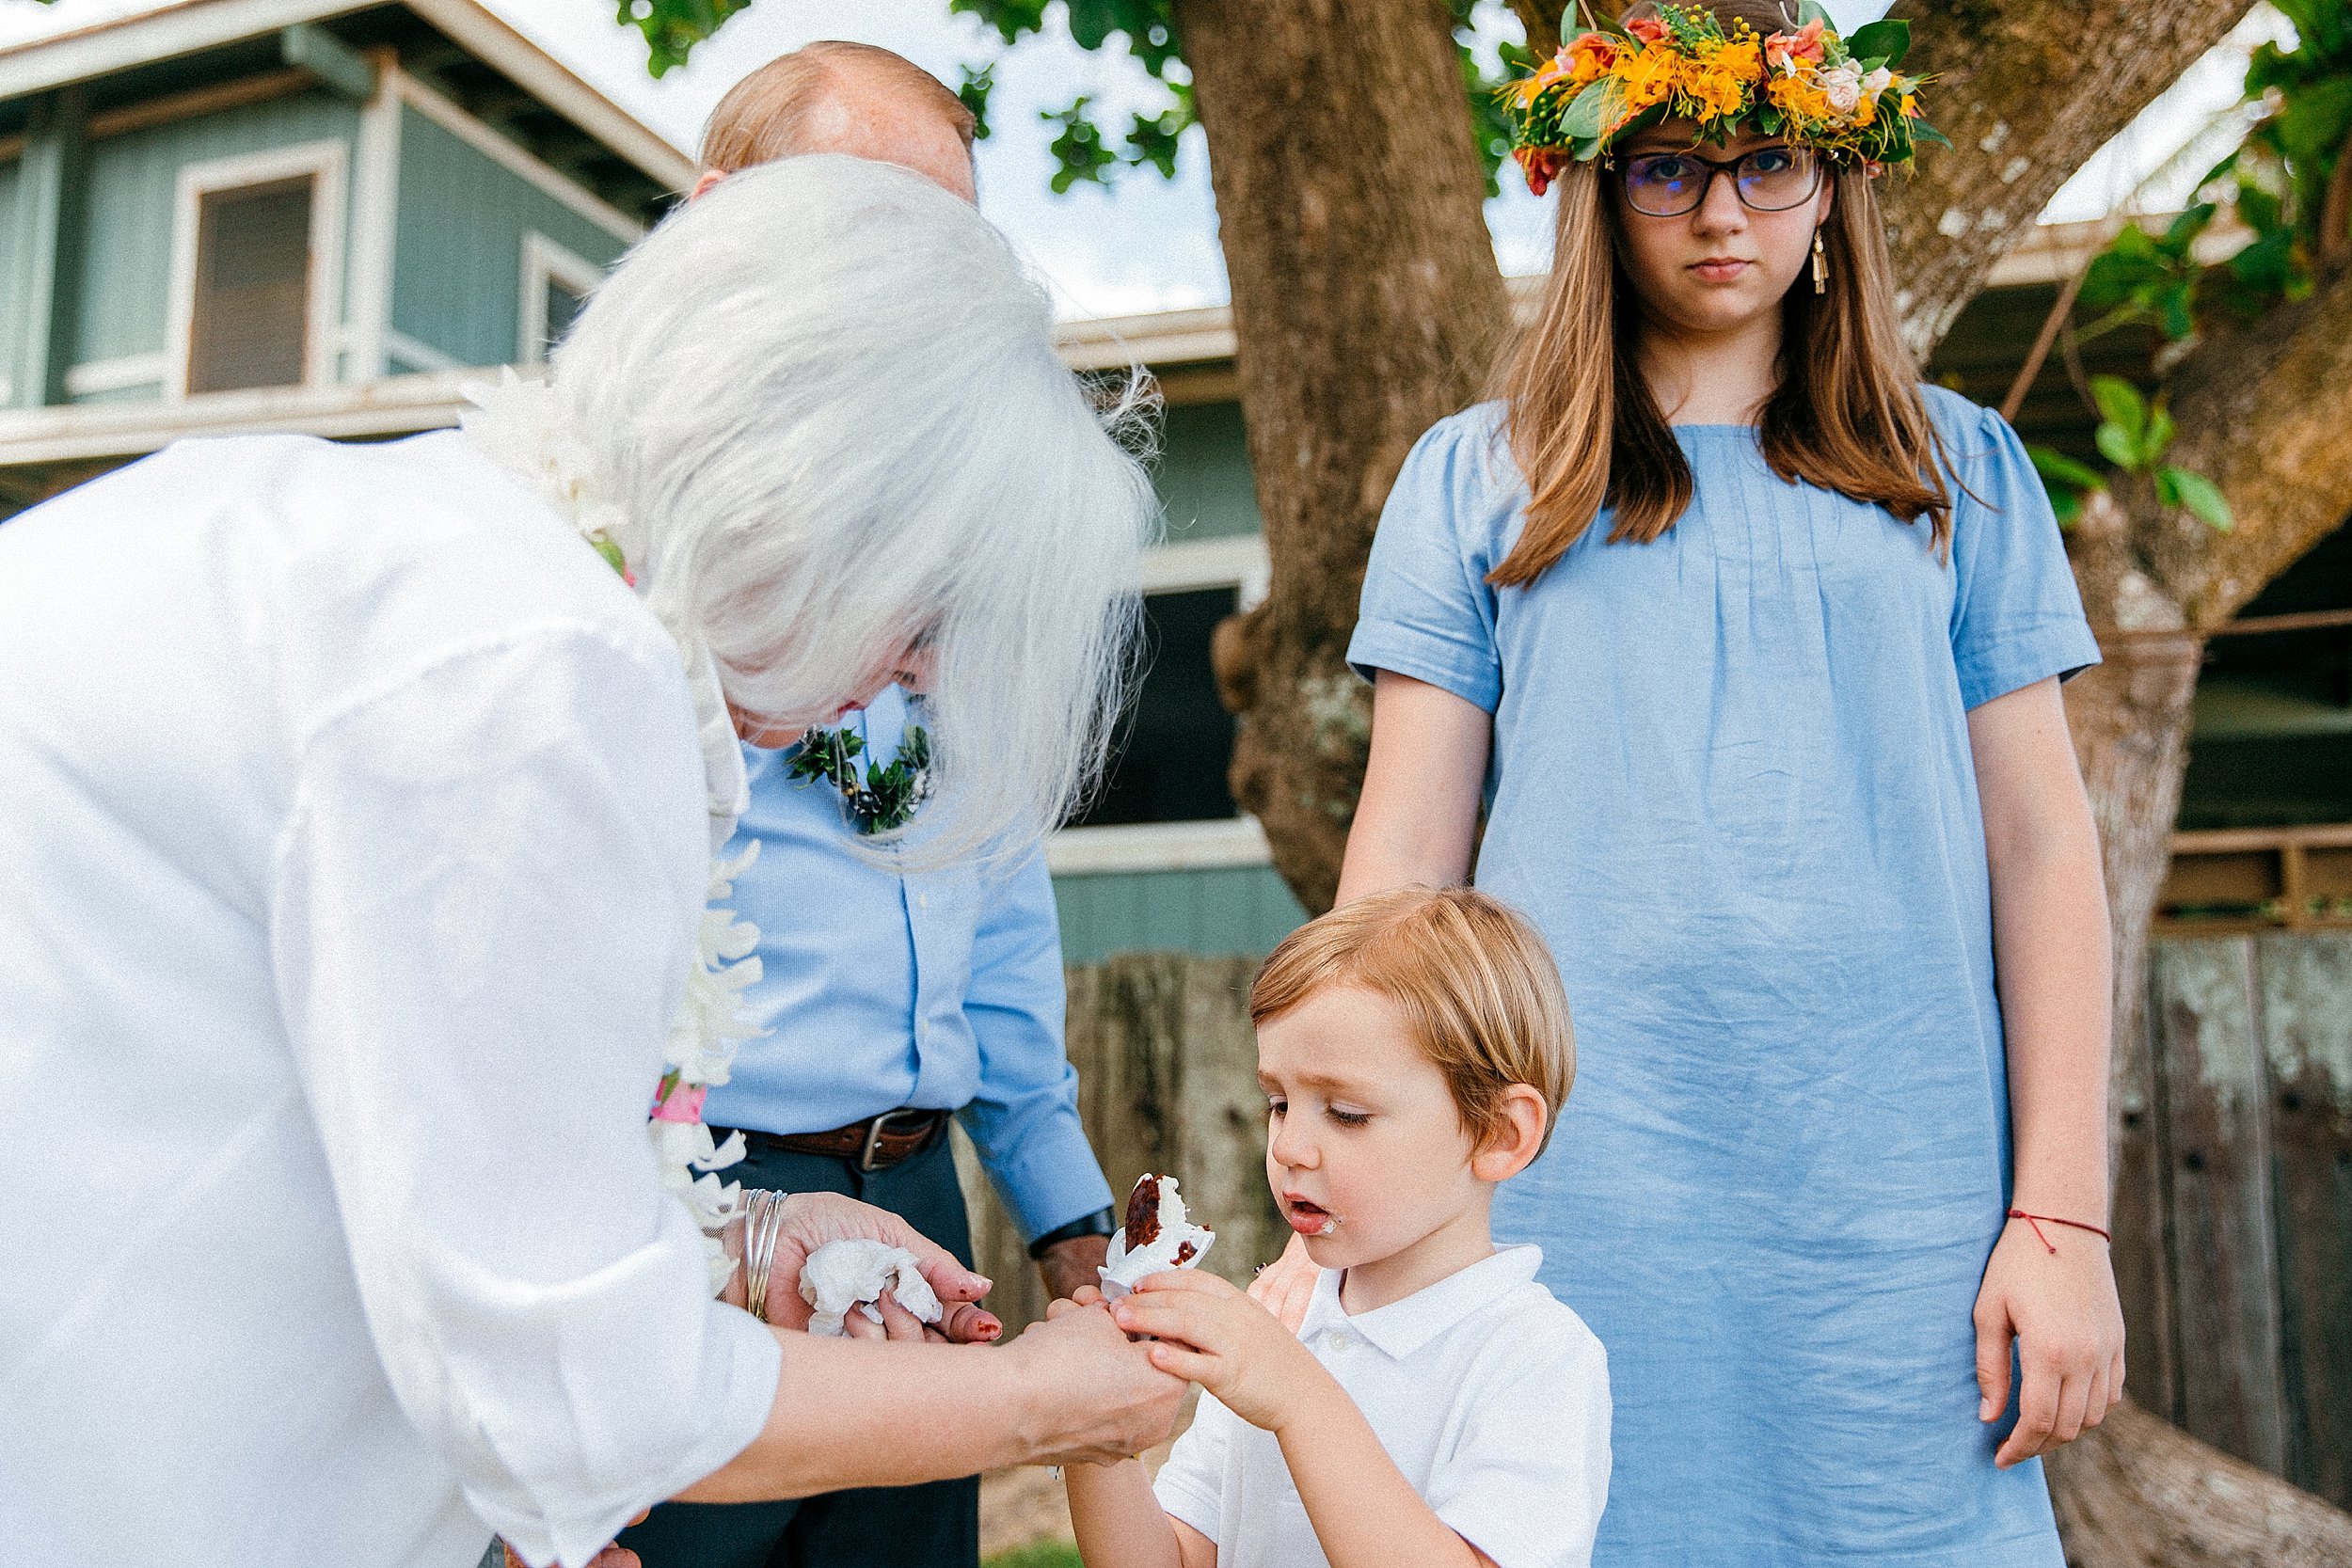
top-left (1037, 1233), bottom-right (1111, 1305)
top-left (1975, 1217), bottom-right (2125, 1467)
top-left (744, 1191), bottom-right (1002, 1343)
top-left (1109, 1269), bottom-right (1330, 1436)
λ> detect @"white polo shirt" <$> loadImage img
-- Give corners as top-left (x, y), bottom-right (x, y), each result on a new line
top-left (1152, 1245), bottom-right (1611, 1568)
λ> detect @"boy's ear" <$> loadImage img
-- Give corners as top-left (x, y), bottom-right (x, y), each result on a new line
top-left (1470, 1085), bottom-right (1549, 1182)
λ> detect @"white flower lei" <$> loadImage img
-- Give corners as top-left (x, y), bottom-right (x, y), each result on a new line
top-left (461, 371), bottom-right (756, 1296)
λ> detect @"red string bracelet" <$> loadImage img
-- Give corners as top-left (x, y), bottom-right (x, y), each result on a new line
top-left (2008, 1209), bottom-right (2111, 1253)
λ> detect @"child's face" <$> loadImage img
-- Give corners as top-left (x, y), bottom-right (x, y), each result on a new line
top-left (1258, 984), bottom-right (1493, 1299)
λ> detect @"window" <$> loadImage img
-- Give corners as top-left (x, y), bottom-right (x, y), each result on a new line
top-left (520, 232), bottom-right (603, 366)
top-left (1073, 583), bottom-right (1243, 828)
top-left (168, 142), bottom-right (345, 400)
top-left (187, 179), bottom-right (314, 393)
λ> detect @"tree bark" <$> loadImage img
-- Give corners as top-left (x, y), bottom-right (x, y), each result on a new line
top-left (1880, 0), bottom-right (2255, 358)
top-left (1180, 0), bottom-right (1510, 914)
top-left (2047, 1400), bottom-right (2352, 1567)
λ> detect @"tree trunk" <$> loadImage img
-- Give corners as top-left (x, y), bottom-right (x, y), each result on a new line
top-left (1179, 0), bottom-right (1511, 916)
top-left (2047, 1400), bottom-right (2352, 1567)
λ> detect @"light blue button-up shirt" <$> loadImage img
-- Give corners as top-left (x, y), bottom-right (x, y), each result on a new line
top-left (704, 687), bottom-right (1114, 1242)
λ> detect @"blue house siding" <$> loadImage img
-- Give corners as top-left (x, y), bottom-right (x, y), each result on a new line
top-left (71, 88), bottom-right (360, 386)
top-left (1158, 400), bottom-right (1262, 542)
top-left (1051, 864), bottom-right (1307, 965)
top-left (389, 106), bottom-right (628, 371)
top-left (0, 157), bottom-right (19, 394)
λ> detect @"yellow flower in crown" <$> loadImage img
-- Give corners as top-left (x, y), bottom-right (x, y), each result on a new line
top-left (1498, 2), bottom-right (1946, 196)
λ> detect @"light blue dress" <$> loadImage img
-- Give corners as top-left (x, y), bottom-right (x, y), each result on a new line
top-left (1346, 387), bottom-right (2100, 1567)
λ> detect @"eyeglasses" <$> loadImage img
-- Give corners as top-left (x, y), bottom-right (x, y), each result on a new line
top-left (1617, 146), bottom-right (1821, 217)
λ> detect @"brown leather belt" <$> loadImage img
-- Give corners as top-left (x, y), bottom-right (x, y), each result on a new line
top-left (732, 1108), bottom-right (950, 1172)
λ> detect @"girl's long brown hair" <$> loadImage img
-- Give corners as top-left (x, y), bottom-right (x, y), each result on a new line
top-left (1490, 0), bottom-right (1951, 588)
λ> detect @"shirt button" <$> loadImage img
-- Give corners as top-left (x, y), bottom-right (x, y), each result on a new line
top-left (1325, 1331), bottom-right (1355, 1354)
top-left (916, 893), bottom-right (930, 911)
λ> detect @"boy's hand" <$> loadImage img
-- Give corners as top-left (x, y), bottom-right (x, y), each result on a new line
top-left (1109, 1270), bottom-right (1329, 1435)
top-left (1974, 1218), bottom-right (2125, 1468)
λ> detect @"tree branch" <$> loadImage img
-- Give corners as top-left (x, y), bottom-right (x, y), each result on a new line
top-left (2126, 262), bottom-right (2352, 625)
top-left (1883, 0), bottom-right (2255, 357)
top-left (1509, 0), bottom-right (1561, 60)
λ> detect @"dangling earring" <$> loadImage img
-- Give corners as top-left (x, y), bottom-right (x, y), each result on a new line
top-left (1812, 230), bottom-right (1829, 295)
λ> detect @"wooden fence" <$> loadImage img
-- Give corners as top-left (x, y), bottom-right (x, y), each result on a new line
top-left (2116, 930), bottom-right (2352, 1509)
top-left (963, 934), bottom-right (2352, 1508)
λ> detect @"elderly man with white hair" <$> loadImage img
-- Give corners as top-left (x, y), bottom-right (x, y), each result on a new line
top-left (0, 157), bottom-right (1178, 1568)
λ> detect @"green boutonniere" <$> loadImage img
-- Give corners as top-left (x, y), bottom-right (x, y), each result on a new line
top-left (787, 722), bottom-right (932, 835)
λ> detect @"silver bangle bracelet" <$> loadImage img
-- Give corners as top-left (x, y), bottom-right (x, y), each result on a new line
top-left (744, 1190), bottom-right (789, 1324)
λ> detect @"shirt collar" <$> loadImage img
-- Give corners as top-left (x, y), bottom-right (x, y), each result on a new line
top-left (1296, 1243), bottom-right (1545, 1361)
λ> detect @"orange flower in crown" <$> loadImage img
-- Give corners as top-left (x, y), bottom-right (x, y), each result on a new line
top-left (1499, 3), bottom-right (1944, 195)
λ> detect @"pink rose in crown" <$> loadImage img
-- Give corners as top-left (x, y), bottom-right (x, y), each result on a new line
top-left (1765, 20), bottom-right (1826, 71)
top-left (1626, 15), bottom-right (1671, 43)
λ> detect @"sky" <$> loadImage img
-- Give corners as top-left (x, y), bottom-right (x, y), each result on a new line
top-left (0, 0), bottom-right (2293, 320)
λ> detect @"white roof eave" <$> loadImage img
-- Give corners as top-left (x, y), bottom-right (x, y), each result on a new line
top-left (0, 0), bottom-right (693, 193)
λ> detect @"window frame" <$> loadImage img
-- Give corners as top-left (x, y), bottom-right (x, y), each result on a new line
top-left (1047, 534), bottom-right (1276, 876)
top-left (517, 230), bottom-right (603, 369)
top-left (165, 139), bottom-right (348, 402)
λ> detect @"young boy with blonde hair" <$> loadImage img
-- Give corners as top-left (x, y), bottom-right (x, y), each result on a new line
top-left (1059, 885), bottom-right (1612, 1568)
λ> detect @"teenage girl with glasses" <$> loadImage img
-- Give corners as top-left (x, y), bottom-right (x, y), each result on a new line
top-left (1333, 3), bottom-right (2123, 1561)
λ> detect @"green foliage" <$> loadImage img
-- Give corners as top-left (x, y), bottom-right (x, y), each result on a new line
top-left (620, 0), bottom-right (755, 77)
top-left (2028, 378), bottom-right (2233, 532)
top-left (2046, 5), bottom-right (2352, 532)
top-left (615, 0), bottom-right (1516, 195)
top-left (983, 1543), bottom-right (1084, 1568)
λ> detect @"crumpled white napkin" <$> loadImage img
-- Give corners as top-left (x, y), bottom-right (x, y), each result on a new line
top-left (1098, 1173), bottom-right (1216, 1300)
top-left (798, 1238), bottom-right (946, 1337)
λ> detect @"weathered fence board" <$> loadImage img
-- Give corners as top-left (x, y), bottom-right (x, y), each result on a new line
top-left (2149, 938), bottom-right (2290, 1475)
top-left (2111, 1000), bottom-right (2179, 1424)
top-left (2257, 932), bottom-right (2352, 1504)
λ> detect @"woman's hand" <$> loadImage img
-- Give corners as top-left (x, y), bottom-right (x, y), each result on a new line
top-left (752, 1191), bottom-right (1002, 1343)
top-left (1011, 1295), bottom-right (1190, 1465)
top-left (1109, 1270), bottom-right (1329, 1436)
top-left (1974, 1216), bottom-right (2125, 1467)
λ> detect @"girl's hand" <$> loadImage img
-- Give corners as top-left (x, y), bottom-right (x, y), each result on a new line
top-left (1247, 1234), bottom-right (1318, 1334)
top-left (1974, 1216), bottom-right (2125, 1467)
top-left (1110, 1270), bottom-right (1328, 1434)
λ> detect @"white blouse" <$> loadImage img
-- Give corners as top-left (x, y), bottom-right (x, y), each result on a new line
top-left (0, 433), bottom-right (781, 1568)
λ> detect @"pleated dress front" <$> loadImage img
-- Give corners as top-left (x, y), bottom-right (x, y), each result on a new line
top-left (1346, 386), bottom-right (2101, 1567)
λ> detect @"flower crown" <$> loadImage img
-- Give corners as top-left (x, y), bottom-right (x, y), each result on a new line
top-left (1501, 3), bottom-right (1942, 197)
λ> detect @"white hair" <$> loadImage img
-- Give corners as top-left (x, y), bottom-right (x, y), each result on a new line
top-left (551, 155), bottom-right (1156, 864)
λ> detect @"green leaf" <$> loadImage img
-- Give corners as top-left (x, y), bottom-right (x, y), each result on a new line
top-left (2161, 467), bottom-right (2235, 531)
top-left (2095, 422), bottom-right (2141, 470)
top-left (1558, 81), bottom-right (1613, 141)
top-left (2089, 375), bottom-right (2147, 444)
top-left (2162, 201), bottom-right (2218, 249)
top-left (957, 63), bottom-right (997, 141)
top-left (2153, 467), bottom-right (2182, 508)
top-left (2026, 444), bottom-right (2105, 492)
top-left (1065, 0), bottom-right (1121, 49)
top-left (2046, 485), bottom-right (2083, 527)
top-left (2144, 398), bottom-right (2176, 464)
top-left (2158, 281), bottom-right (2197, 343)
top-left (1844, 19), bottom-right (1910, 68)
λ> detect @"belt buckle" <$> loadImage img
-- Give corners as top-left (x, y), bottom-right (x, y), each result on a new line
top-left (858, 1108), bottom-right (929, 1172)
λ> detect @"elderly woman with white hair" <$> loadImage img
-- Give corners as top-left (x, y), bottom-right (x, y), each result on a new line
top-left (0, 157), bottom-right (1176, 1568)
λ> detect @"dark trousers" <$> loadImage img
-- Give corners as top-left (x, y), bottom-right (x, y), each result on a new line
top-left (617, 1132), bottom-right (980, 1568)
